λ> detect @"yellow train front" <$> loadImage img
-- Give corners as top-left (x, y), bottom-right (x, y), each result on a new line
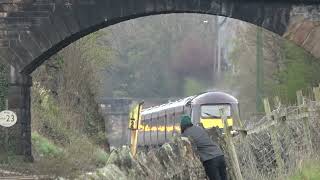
top-left (138, 92), bottom-right (240, 147)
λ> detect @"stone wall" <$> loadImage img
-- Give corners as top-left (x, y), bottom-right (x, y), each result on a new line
top-left (76, 137), bottom-right (207, 180)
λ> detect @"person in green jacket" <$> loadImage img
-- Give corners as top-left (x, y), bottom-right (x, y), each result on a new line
top-left (180, 115), bottom-right (227, 180)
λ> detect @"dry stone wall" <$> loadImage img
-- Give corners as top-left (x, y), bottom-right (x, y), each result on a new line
top-left (76, 137), bottom-right (207, 180)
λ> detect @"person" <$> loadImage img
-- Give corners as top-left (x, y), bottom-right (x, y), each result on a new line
top-left (180, 115), bottom-right (227, 180)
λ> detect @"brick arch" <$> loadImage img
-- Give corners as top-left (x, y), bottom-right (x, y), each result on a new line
top-left (1, 0), bottom-right (298, 74)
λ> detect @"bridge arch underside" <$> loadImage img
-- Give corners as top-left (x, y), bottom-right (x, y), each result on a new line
top-left (1, 0), bottom-right (320, 160)
top-left (1, 0), bottom-right (299, 74)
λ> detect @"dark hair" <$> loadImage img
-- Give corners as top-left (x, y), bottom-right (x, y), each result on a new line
top-left (181, 123), bottom-right (193, 133)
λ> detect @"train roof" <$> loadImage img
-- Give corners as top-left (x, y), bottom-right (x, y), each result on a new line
top-left (141, 91), bottom-right (238, 116)
top-left (191, 91), bottom-right (238, 105)
top-left (141, 95), bottom-right (195, 115)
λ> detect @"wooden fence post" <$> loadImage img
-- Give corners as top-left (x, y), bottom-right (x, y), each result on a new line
top-left (263, 98), bottom-right (285, 174)
top-left (313, 87), bottom-right (320, 104)
top-left (220, 108), bottom-right (243, 180)
top-left (297, 90), bottom-right (304, 106)
top-left (298, 90), bottom-right (313, 155)
top-left (274, 96), bottom-right (281, 109)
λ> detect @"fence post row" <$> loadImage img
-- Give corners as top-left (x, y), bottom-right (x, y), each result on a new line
top-left (220, 108), bottom-right (243, 180)
top-left (273, 96), bottom-right (281, 109)
top-left (313, 87), bottom-right (320, 105)
top-left (296, 90), bottom-right (304, 106)
top-left (297, 90), bottom-right (313, 156)
top-left (263, 98), bottom-right (285, 174)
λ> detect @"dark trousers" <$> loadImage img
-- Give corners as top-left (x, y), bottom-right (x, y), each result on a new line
top-left (203, 155), bottom-right (227, 180)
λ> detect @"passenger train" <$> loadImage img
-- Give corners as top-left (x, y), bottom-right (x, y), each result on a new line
top-left (138, 91), bottom-right (240, 146)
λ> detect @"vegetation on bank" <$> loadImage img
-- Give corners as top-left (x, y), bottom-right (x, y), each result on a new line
top-left (289, 160), bottom-right (320, 180)
top-left (31, 132), bottom-right (108, 177)
top-left (0, 31), bottom-right (110, 177)
top-left (226, 24), bottom-right (320, 117)
top-left (20, 32), bottom-right (110, 177)
top-left (32, 132), bottom-right (62, 158)
top-left (0, 132), bottom-right (108, 177)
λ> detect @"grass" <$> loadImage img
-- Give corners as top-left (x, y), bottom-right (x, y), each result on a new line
top-left (0, 78), bottom-right (110, 177)
top-left (289, 160), bottom-right (320, 180)
top-left (0, 132), bottom-right (109, 178)
top-left (32, 132), bottom-right (63, 158)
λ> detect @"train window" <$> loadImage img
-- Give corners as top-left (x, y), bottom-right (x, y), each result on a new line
top-left (201, 104), bottom-right (231, 118)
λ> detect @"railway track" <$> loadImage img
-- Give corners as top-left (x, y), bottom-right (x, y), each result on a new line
top-left (0, 176), bottom-right (48, 180)
top-left (0, 169), bottom-right (52, 180)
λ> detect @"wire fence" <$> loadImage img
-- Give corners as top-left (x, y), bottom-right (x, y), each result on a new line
top-left (217, 87), bottom-right (320, 180)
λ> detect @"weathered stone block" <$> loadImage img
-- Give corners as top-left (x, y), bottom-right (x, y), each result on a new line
top-left (77, 137), bottom-right (206, 180)
top-left (19, 33), bottom-right (43, 58)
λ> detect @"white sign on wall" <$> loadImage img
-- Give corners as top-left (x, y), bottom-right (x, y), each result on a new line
top-left (0, 110), bottom-right (17, 127)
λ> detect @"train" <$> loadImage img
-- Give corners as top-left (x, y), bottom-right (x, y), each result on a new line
top-left (138, 91), bottom-right (241, 146)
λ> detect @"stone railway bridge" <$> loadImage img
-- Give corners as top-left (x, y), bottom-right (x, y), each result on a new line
top-left (0, 0), bottom-right (320, 160)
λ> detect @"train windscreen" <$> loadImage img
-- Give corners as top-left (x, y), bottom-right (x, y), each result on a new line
top-left (201, 104), bottom-right (231, 118)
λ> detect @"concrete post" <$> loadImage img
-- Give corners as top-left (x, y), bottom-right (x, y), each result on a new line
top-left (6, 66), bottom-right (33, 162)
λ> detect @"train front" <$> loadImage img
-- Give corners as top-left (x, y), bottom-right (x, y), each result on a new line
top-left (190, 92), bottom-right (241, 130)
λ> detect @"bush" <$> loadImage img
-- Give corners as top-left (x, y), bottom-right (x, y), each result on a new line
top-left (32, 132), bottom-right (63, 158)
top-left (29, 133), bottom-right (109, 177)
top-left (289, 160), bottom-right (320, 180)
top-left (63, 135), bottom-right (109, 168)
top-left (272, 41), bottom-right (320, 104)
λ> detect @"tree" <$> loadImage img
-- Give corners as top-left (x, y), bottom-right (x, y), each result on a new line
top-left (32, 31), bottom-right (111, 148)
top-left (102, 14), bottom-right (223, 98)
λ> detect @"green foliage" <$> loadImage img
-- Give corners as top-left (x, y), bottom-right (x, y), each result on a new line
top-left (103, 15), bottom-right (216, 98)
top-left (26, 132), bottom-right (108, 177)
top-left (32, 29), bottom-right (109, 146)
top-left (228, 24), bottom-right (320, 117)
top-left (184, 78), bottom-right (207, 96)
top-left (31, 87), bottom-right (109, 177)
top-left (272, 42), bottom-right (320, 104)
top-left (32, 83), bottom-right (71, 144)
top-left (94, 148), bottom-right (109, 165)
top-left (62, 135), bottom-right (109, 167)
top-left (28, 30), bottom-right (110, 177)
top-left (80, 30), bottom-right (113, 69)
top-left (289, 161), bottom-right (320, 180)
top-left (0, 62), bottom-right (8, 111)
top-left (0, 62), bottom-right (9, 159)
top-left (104, 32), bottom-right (179, 98)
top-left (32, 132), bottom-right (63, 158)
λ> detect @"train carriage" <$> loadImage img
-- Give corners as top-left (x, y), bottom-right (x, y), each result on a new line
top-left (138, 91), bottom-right (240, 146)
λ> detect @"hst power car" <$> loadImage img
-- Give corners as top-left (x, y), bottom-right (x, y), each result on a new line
top-left (138, 91), bottom-right (240, 146)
